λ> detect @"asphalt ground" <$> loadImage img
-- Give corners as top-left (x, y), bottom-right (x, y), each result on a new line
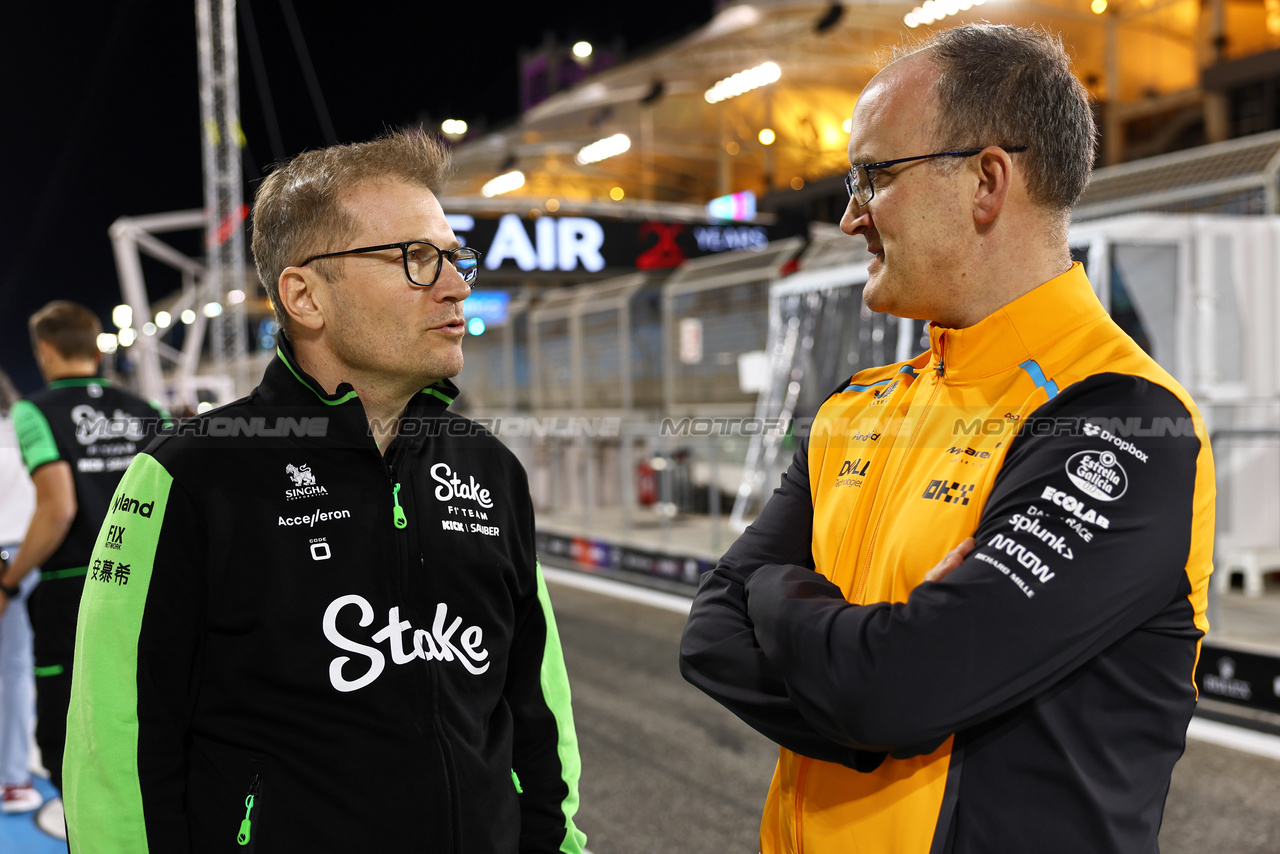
top-left (546, 572), bottom-right (1280, 854)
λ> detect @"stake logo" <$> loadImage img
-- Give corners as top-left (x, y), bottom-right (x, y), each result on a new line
top-left (323, 596), bottom-right (491, 692)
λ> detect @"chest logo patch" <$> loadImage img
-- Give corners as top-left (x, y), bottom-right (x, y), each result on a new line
top-left (922, 478), bottom-right (975, 505)
top-left (285, 462), bottom-right (329, 500)
top-left (1065, 450), bottom-right (1128, 502)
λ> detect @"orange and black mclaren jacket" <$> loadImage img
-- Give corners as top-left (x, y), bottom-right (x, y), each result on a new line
top-left (681, 264), bottom-right (1215, 854)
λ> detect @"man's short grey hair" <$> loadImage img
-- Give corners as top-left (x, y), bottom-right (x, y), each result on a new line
top-left (250, 129), bottom-right (453, 335)
top-left (895, 25), bottom-right (1097, 215)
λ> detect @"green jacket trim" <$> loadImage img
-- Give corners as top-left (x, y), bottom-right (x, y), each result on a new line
top-left (42, 566), bottom-right (88, 581)
top-left (47, 377), bottom-right (111, 389)
top-left (65, 453), bottom-right (174, 854)
top-left (534, 560), bottom-right (588, 854)
top-left (11, 399), bottom-right (60, 472)
top-left (276, 346), bottom-right (360, 406)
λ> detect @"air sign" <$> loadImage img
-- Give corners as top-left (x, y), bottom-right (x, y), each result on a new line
top-left (446, 213), bottom-right (788, 275)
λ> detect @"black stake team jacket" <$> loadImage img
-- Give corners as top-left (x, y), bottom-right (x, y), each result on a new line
top-left (64, 340), bottom-right (586, 854)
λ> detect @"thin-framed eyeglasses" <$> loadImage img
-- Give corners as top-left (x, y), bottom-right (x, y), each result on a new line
top-left (843, 146), bottom-right (1029, 207)
top-left (299, 240), bottom-right (481, 287)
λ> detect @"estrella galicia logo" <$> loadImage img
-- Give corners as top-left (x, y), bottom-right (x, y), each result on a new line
top-left (285, 463), bottom-right (329, 501)
top-left (922, 479), bottom-right (975, 505)
top-left (1065, 450), bottom-right (1128, 502)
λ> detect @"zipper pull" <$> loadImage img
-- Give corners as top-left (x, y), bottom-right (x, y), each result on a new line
top-left (935, 357), bottom-right (945, 377)
top-left (237, 774), bottom-right (260, 846)
top-left (391, 482), bottom-right (408, 530)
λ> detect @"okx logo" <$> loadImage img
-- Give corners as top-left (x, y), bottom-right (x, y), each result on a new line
top-left (922, 478), bottom-right (975, 505)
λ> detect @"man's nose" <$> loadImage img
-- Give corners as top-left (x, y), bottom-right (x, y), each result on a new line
top-left (840, 196), bottom-right (870, 236)
top-left (433, 258), bottom-right (473, 301)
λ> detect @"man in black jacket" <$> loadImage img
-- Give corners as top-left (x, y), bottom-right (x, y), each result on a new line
top-left (65, 130), bottom-right (586, 853)
top-left (3, 301), bottom-right (167, 835)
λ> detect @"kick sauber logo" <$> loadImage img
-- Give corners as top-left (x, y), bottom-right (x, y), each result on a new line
top-left (285, 463), bottom-right (329, 500)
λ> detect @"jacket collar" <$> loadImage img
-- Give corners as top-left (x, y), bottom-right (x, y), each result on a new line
top-left (256, 335), bottom-right (460, 447)
top-left (926, 262), bottom-right (1106, 382)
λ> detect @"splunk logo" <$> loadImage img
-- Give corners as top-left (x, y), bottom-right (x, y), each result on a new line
top-left (322, 595), bottom-right (490, 692)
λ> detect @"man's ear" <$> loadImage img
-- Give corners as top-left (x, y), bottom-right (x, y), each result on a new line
top-left (972, 146), bottom-right (1013, 225)
top-left (277, 267), bottom-right (326, 333)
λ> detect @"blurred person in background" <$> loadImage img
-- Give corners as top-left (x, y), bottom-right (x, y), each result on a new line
top-left (682, 24), bottom-right (1214, 854)
top-left (2, 301), bottom-right (168, 837)
top-left (0, 367), bottom-right (41, 815)
top-left (65, 130), bottom-right (585, 853)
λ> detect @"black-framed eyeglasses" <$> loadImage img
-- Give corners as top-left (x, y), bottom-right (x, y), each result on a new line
top-left (299, 240), bottom-right (481, 287)
top-left (843, 146), bottom-right (1028, 207)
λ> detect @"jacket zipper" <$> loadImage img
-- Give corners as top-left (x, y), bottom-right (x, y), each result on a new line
top-left (391, 481), bottom-right (408, 530)
top-left (237, 773), bottom-right (261, 847)
top-left (850, 335), bottom-right (946, 605)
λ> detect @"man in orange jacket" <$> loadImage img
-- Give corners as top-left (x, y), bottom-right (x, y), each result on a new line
top-left (681, 24), bottom-right (1214, 854)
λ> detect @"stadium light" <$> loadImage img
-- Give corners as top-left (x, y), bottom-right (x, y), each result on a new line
top-left (181, 309), bottom-right (197, 325)
top-left (97, 333), bottom-right (118, 354)
top-left (576, 134), bottom-right (631, 165)
top-left (441, 119), bottom-right (468, 136)
top-left (112, 304), bottom-right (132, 329)
top-left (202, 302), bottom-right (224, 318)
top-left (905, 0), bottom-right (984, 28)
top-left (705, 62), bottom-right (781, 104)
top-left (118, 327), bottom-right (137, 347)
top-left (482, 171), bottom-right (525, 197)
top-left (155, 310), bottom-right (172, 328)
top-left (573, 41), bottom-right (593, 59)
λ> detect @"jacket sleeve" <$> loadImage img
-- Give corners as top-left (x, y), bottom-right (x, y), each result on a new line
top-left (745, 374), bottom-right (1207, 751)
top-left (679, 437), bottom-right (885, 769)
top-left (65, 452), bottom-right (207, 854)
top-left (504, 476), bottom-right (588, 854)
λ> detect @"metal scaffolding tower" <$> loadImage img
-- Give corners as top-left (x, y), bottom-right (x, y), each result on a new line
top-left (195, 0), bottom-right (249, 394)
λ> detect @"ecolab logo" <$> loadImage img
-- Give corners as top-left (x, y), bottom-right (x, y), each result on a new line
top-left (431, 463), bottom-right (493, 508)
top-left (1040, 486), bottom-right (1111, 528)
top-left (112, 492), bottom-right (154, 517)
top-left (323, 595), bottom-right (490, 692)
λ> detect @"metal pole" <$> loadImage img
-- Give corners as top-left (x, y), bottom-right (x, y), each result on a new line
top-left (709, 436), bottom-right (721, 554)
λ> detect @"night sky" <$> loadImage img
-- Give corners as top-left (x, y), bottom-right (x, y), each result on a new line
top-left (0, 0), bottom-right (715, 393)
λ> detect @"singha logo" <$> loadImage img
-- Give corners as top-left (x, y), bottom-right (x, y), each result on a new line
top-left (285, 463), bottom-right (328, 500)
top-left (287, 463), bottom-right (317, 486)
